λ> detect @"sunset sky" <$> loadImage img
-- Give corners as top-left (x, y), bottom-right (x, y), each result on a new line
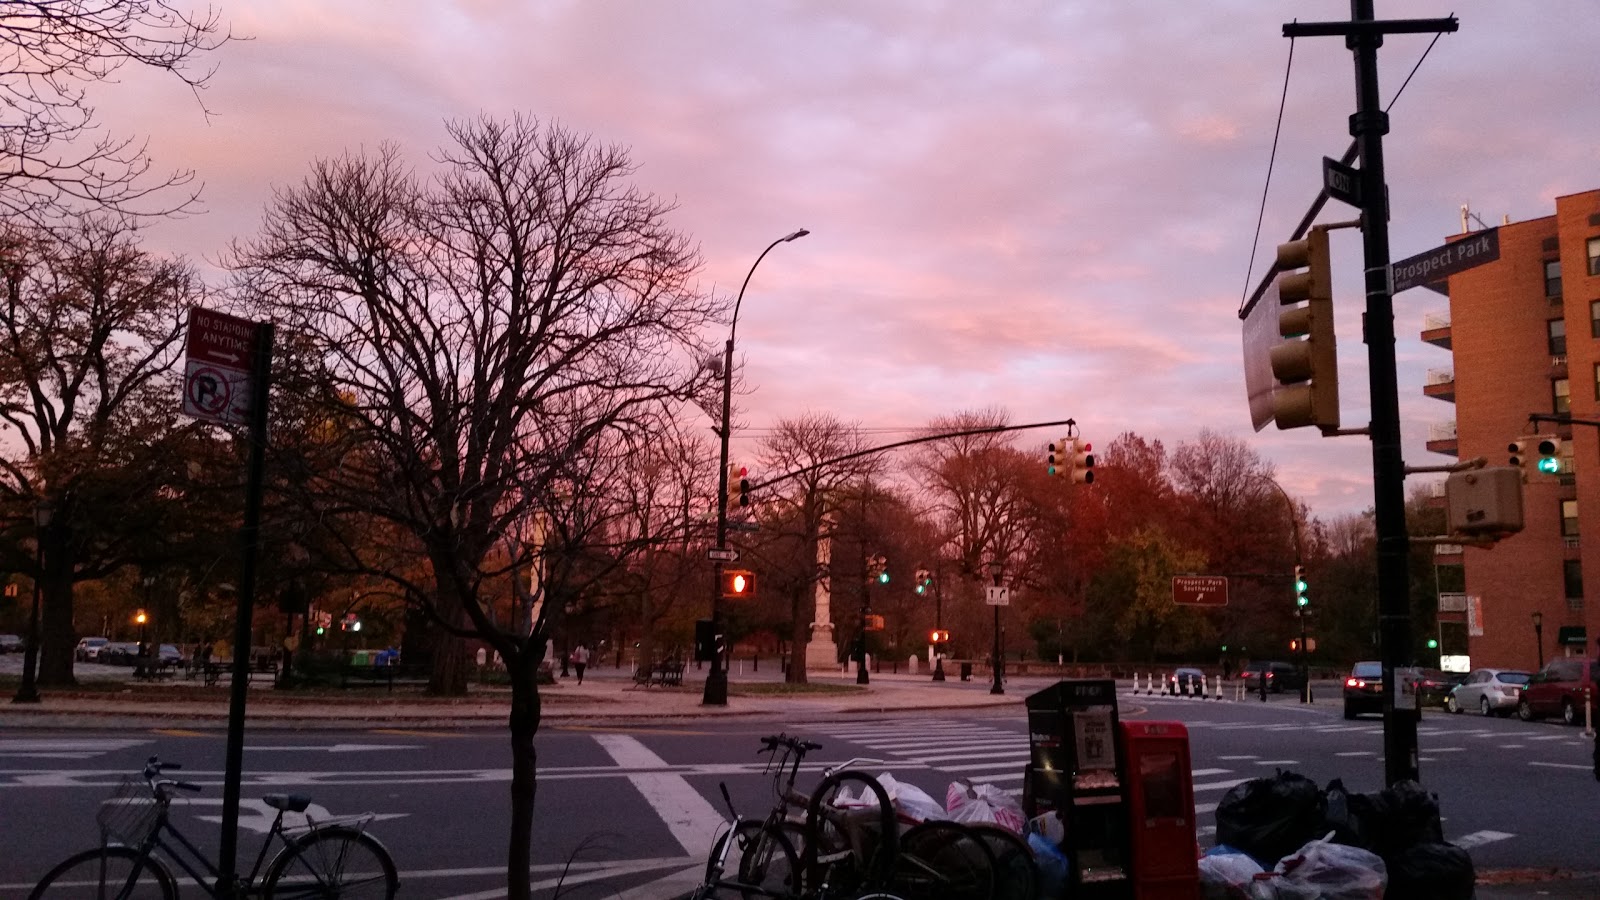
top-left (100, 1), bottom-right (1600, 520)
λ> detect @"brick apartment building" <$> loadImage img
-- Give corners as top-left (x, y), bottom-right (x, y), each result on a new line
top-left (1422, 188), bottom-right (1600, 672)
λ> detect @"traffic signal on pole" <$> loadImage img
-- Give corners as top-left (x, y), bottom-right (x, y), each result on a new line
top-left (1426, 638), bottom-right (1439, 649)
top-left (1537, 436), bottom-right (1562, 475)
top-left (1069, 438), bottom-right (1095, 484)
top-left (914, 568), bottom-right (932, 595)
top-left (1293, 565), bottom-right (1309, 608)
top-left (864, 614), bottom-right (885, 632)
top-left (721, 569), bottom-right (756, 599)
top-left (1508, 437), bottom-right (1531, 472)
top-left (727, 464), bottom-right (751, 510)
top-left (1269, 226), bottom-right (1339, 431)
top-left (1047, 437), bottom-right (1070, 477)
top-left (868, 554), bottom-right (888, 584)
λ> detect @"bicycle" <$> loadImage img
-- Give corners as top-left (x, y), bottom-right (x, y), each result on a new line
top-left (29, 756), bottom-right (399, 899)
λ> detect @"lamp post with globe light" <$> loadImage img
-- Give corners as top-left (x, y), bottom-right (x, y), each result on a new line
top-left (703, 228), bottom-right (809, 706)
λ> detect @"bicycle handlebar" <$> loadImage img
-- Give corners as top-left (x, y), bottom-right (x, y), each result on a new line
top-left (758, 733), bottom-right (823, 755)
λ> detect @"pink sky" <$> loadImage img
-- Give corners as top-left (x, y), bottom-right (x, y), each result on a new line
top-left (100, 1), bottom-right (1600, 520)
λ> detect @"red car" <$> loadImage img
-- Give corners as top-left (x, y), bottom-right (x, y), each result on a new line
top-left (1517, 657), bottom-right (1600, 726)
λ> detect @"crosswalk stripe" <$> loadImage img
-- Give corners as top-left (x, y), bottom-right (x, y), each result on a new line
top-left (1453, 830), bottom-right (1515, 849)
top-left (910, 749), bottom-right (1029, 763)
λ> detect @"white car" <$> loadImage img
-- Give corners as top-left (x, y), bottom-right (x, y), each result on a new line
top-left (1447, 667), bottom-right (1531, 716)
top-left (74, 636), bottom-right (110, 662)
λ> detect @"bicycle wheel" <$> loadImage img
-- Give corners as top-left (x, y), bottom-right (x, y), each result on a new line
top-left (891, 821), bottom-right (994, 900)
top-left (963, 824), bottom-right (1038, 900)
top-left (28, 846), bottom-right (176, 900)
top-left (262, 825), bottom-right (399, 899)
top-left (707, 820), bottom-right (801, 898)
top-left (803, 771), bottom-right (897, 895)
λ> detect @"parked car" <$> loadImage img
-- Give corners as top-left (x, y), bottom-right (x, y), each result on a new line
top-left (1518, 657), bottom-right (1600, 725)
top-left (1169, 667), bottom-right (1207, 695)
top-left (74, 636), bottom-right (110, 662)
top-left (1397, 666), bottom-right (1464, 709)
top-left (1241, 660), bottom-right (1304, 694)
top-left (100, 641), bottom-right (142, 665)
top-left (1344, 660), bottom-right (1385, 719)
top-left (157, 644), bottom-right (184, 666)
top-left (0, 633), bottom-right (23, 654)
top-left (1447, 668), bottom-right (1530, 716)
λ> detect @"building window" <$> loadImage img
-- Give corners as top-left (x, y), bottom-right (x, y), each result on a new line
top-left (1554, 377), bottom-right (1570, 414)
top-left (1592, 300), bottom-right (1600, 338)
top-left (1589, 237), bottom-right (1600, 276)
top-left (1594, 363), bottom-right (1600, 401)
top-left (1549, 318), bottom-right (1567, 355)
top-left (1564, 559), bottom-right (1584, 600)
top-left (1563, 499), bottom-right (1580, 537)
top-left (1545, 259), bottom-right (1562, 298)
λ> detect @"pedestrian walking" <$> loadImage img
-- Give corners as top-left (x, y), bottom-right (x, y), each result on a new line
top-left (570, 644), bottom-right (590, 684)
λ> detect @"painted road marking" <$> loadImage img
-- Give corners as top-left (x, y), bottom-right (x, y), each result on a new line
top-left (594, 733), bottom-right (722, 860)
top-left (1530, 762), bottom-right (1591, 771)
top-left (1453, 830), bottom-right (1515, 849)
top-left (1253, 760), bottom-right (1299, 766)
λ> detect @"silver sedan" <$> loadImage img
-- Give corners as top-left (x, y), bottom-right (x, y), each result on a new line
top-left (1447, 667), bottom-right (1531, 716)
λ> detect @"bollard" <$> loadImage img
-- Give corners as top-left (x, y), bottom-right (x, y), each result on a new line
top-left (1585, 687), bottom-right (1595, 739)
top-left (1235, 680), bottom-right (1245, 702)
top-left (1214, 674), bottom-right (1223, 700)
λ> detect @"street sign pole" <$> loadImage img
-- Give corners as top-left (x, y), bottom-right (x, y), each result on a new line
top-left (217, 321), bottom-right (274, 895)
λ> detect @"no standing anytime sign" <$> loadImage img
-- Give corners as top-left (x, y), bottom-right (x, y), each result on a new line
top-left (181, 307), bottom-right (264, 426)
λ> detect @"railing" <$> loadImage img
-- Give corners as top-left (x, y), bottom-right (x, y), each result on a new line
top-left (1425, 368), bottom-right (1455, 386)
top-left (1438, 592), bottom-right (1467, 612)
top-left (1423, 312), bottom-right (1451, 331)
top-left (1428, 422), bottom-right (1458, 442)
top-left (1564, 536), bottom-right (1581, 550)
top-left (1427, 481), bottom-right (1446, 499)
top-left (1434, 544), bottom-right (1464, 558)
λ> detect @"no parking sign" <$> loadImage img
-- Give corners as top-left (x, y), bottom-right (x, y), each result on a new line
top-left (180, 308), bottom-right (263, 426)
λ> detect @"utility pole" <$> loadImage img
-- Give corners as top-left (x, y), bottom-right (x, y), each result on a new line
top-left (1284, 5), bottom-right (1457, 787)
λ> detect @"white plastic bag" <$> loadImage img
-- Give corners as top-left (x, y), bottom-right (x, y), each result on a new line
top-left (1271, 838), bottom-right (1386, 900)
top-left (874, 773), bottom-right (946, 825)
top-left (1198, 851), bottom-right (1264, 900)
top-left (944, 779), bottom-right (1026, 833)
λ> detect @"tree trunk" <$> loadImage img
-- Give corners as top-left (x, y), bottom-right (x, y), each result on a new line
top-left (38, 534), bottom-right (76, 688)
top-left (427, 574), bottom-right (472, 696)
top-left (505, 650), bottom-right (542, 900)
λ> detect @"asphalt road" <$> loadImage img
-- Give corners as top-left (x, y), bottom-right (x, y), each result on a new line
top-left (0, 688), bottom-right (1593, 898)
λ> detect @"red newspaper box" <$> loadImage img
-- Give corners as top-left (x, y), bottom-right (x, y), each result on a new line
top-left (1120, 721), bottom-right (1200, 900)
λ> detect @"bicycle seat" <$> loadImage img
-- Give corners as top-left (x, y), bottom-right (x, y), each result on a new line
top-left (264, 793), bottom-right (312, 812)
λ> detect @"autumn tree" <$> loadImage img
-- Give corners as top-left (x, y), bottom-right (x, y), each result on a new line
top-left (0, 216), bottom-right (210, 686)
top-left (230, 114), bottom-right (721, 899)
top-left (0, 1), bottom-right (235, 220)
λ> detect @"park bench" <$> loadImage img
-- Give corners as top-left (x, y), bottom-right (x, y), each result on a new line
top-left (631, 660), bottom-right (686, 688)
top-left (341, 663), bottom-right (430, 691)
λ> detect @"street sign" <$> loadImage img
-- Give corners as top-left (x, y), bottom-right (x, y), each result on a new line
top-left (1171, 575), bottom-right (1229, 607)
top-left (1391, 228), bottom-right (1499, 294)
top-left (706, 547), bottom-right (739, 562)
top-left (985, 586), bottom-right (1010, 606)
top-left (181, 307), bottom-right (264, 426)
top-left (1322, 156), bottom-right (1362, 207)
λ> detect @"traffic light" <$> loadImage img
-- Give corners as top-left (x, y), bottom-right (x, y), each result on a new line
top-left (727, 464), bottom-right (751, 510)
top-left (930, 629), bottom-right (950, 643)
top-left (1537, 436), bottom-right (1562, 475)
top-left (914, 568), bottom-right (931, 594)
top-left (1508, 437), bottom-right (1531, 471)
top-left (864, 614), bottom-right (885, 632)
top-left (868, 554), bottom-right (888, 584)
top-left (1069, 438), bottom-right (1095, 484)
top-left (721, 569), bottom-right (756, 599)
top-left (1293, 565), bottom-right (1309, 608)
top-left (1426, 638), bottom-right (1439, 649)
top-left (1269, 226), bottom-right (1339, 430)
top-left (1047, 437), bottom-right (1070, 477)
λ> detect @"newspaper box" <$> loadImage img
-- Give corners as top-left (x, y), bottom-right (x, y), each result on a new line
top-left (1120, 720), bottom-right (1200, 900)
top-left (1024, 679), bottom-right (1132, 899)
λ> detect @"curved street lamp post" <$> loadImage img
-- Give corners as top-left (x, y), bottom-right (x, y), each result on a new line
top-left (703, 228), bottom-right (808, 706)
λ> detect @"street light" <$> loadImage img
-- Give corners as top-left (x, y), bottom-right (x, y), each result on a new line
top-left (704, 227), bottom-right (809, 707)
top-left (12, 499), bottom-right (54, 704)
top-left (987, 559), bottom-right (1006, 696)
top-left (1532, 611), bottom-right (1544, 671)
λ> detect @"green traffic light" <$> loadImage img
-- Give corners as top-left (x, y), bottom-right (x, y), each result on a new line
top-left (1295, 578), bottom-right (1308, 592)
top-left (1538, 457), bottom-right (1560, 474)
top-left (1427, 638), bottom-right (1439, 649)
top-left (915, 584), bottom-right (925, 594)
top-left (1296, 596), bottom-right (1308, 607)
top-left (878, 572), bottom-right (890, 584)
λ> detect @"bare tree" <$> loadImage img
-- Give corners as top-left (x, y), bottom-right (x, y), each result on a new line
top-left (0, 1), bottom-right (235, 219)
top-left (230, 114), bottom-right (721, 900)
top-left (755, 413), bottom-right (879, 682)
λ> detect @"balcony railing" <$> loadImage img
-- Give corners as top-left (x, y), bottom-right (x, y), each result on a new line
top-left (1423, 312), bottom-right (1451, 331)
top-left (1425, 368), bottom-right (1455, 386)
top-left (1429, 422), bottom-right (1458, 442)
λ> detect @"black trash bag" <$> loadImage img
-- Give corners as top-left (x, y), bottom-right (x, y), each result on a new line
top-left (1215, 770), bottom-right (1327, 868)
top-left (1385, 842), bottom-right (1475, 900)
top-left (1354, 780), bottom-right (1444, 860)
top-left (1322, 778), bottom-right (1367, 849)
